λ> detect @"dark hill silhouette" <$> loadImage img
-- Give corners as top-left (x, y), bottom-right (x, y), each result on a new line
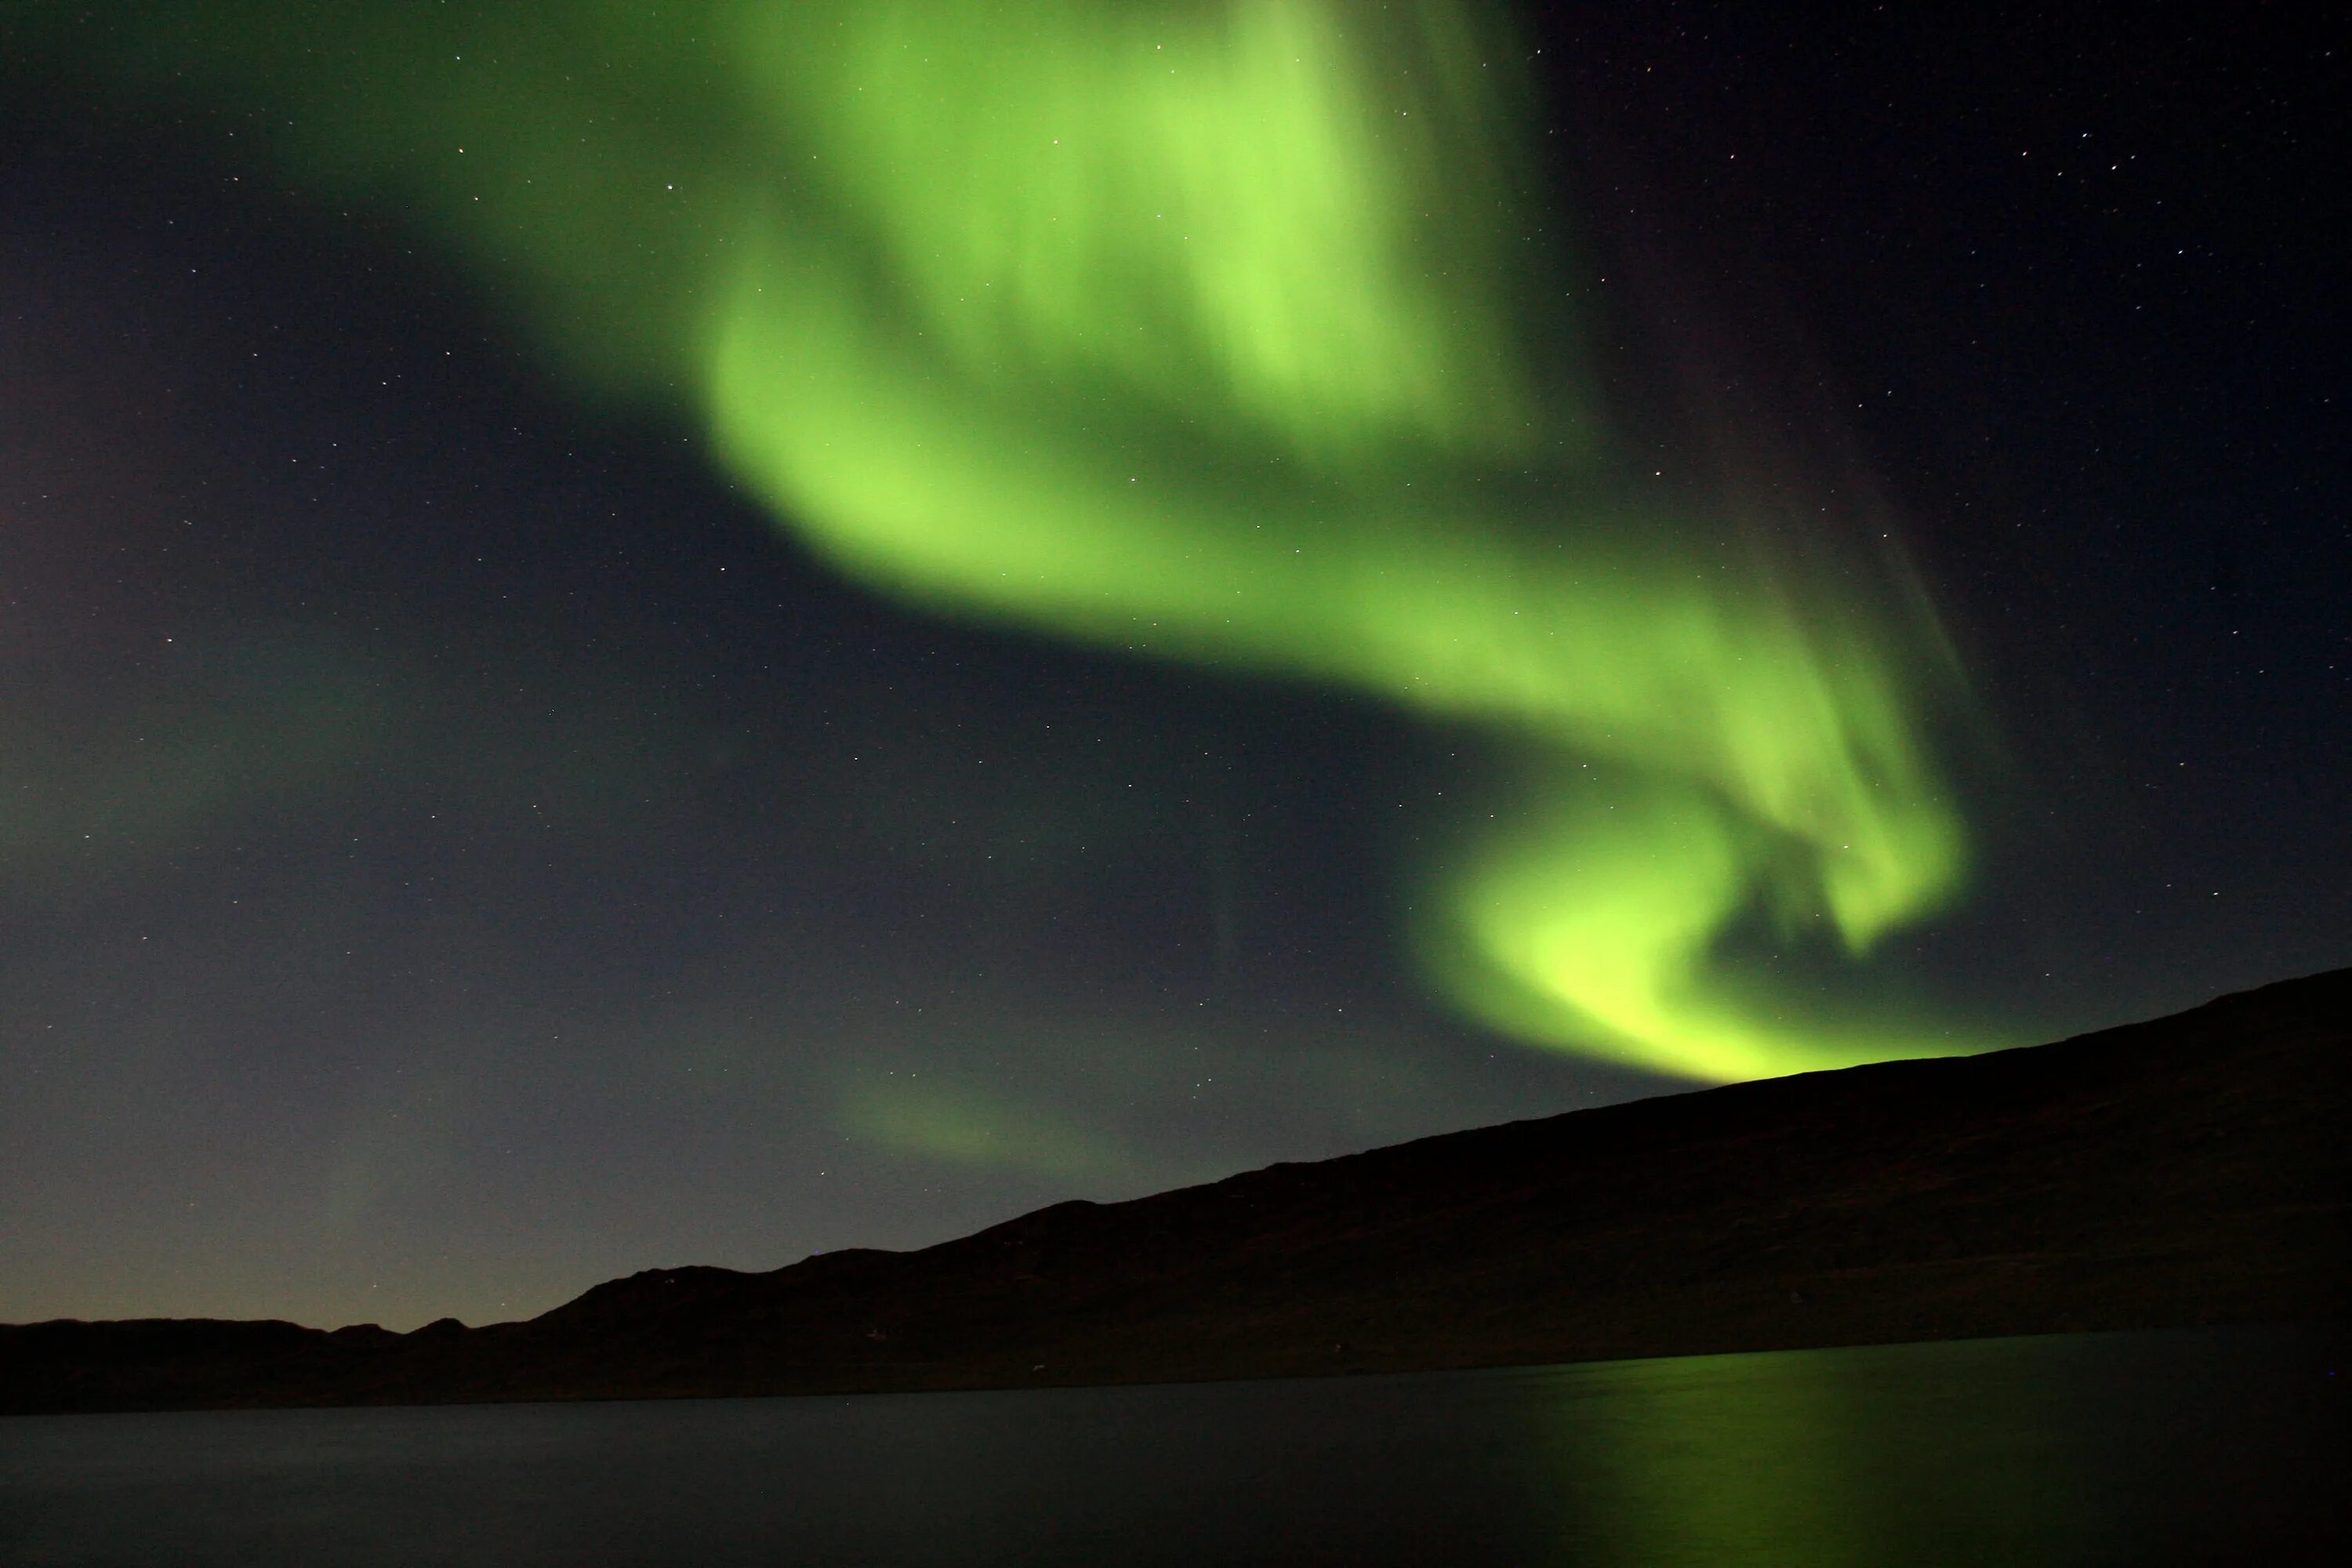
top-left (6, 968), bottom-right (2345, 1414)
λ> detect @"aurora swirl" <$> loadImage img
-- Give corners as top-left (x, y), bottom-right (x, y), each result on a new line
top-left (12, 0), bottom-right (1983, 1080)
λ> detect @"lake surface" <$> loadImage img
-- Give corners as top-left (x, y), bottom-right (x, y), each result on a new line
top-left (2, 1325), bottom-right (2343, 1566)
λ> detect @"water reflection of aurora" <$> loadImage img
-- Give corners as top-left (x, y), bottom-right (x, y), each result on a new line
top-left (1525, 1331), bottom-right (2330, 1567)
top-left (31, 0), bottom-right (1985, 1080)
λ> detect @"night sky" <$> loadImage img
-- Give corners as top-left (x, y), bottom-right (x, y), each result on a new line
top-left (3, 4), bottom-right (2343, 1332)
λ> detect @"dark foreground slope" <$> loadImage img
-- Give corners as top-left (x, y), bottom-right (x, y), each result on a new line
top-left (8, 970), bottom-right (2347, 1414)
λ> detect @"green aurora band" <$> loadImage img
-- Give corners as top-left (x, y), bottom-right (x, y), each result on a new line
top-left (16, 0), bottom-right (1982, 1081)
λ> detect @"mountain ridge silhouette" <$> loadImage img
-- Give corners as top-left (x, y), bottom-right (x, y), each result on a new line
top-left (7, 968), bottom-right (2344, 1415)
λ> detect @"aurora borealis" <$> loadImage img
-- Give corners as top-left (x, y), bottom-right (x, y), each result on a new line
top-left (22, 0), bottom-right (1973, 1079)
top-left (710, 3), bottom-right (1987, 1078)
top-left (2, 4), bottom-right (2344, 1329)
